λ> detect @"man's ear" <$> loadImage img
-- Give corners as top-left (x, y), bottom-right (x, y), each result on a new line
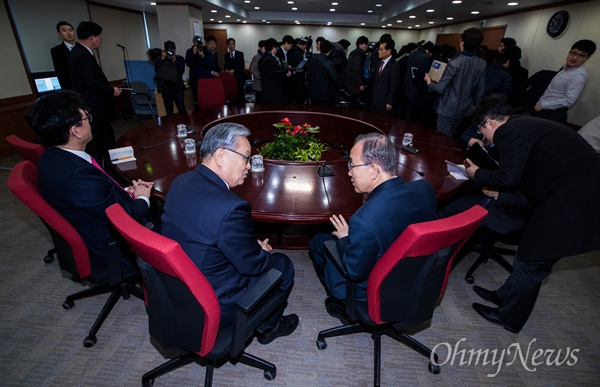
top-left (70, 124), bottom-right (83, 140)
top-left (213, 148), bottom-right (226, 167)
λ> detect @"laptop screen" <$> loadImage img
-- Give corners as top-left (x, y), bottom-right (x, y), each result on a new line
top-left (34, 76), bottom-right (61, 94)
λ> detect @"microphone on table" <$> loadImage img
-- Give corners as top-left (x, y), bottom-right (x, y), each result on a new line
top-left (397, 161), bottom-right (425, 177)
top-left (140, 139), bottom-right (177, 150)
top-left (116, 43), bottom-right (126, 49)
top-left (318, 160), bottom-right (335, 177)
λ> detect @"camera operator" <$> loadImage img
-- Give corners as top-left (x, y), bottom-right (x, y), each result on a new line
top-left (185, 35), bottom-right (204, 104)
top-left (150, 41), bottom-right (185, 116)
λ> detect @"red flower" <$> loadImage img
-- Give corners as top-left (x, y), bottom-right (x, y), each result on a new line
top-left (281, 117), bottom-right (292, 125)
top-left (293, 126), bottom-right (302, 134)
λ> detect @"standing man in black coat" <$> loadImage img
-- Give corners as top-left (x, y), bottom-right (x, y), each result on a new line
top-left (50, 21), bottom-right (76, 90)
top-left (69, 21), bottom-right (121, 167)
top-left (223, 37), bottom-right (246, 102)
top-left (258, 38), bottom-right (291, 104)
top-left (466, 95), bottom-right (600, 333)
top-left (370, 38), bottom-right (400, 114)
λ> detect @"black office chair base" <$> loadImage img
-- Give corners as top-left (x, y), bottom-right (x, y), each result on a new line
top-left (63, 279), bottom-right (142, 347)
top-left (465, 246), bottom-right (514, 284)
top-left (317, 323), bottom-right (440, 386)
top-left (142, 351), bottom-right (276, 387)
top-left (44, 247), bottom-right (56, 263)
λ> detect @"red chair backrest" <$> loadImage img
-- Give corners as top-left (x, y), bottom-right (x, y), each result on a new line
top-left (5, 135), bottom-right (44, 166)
top-left (367, 205), bottom-right (488, 325)
top-left (105, 203), bottom-right (220, 356)
top-left (219, 72), bottom-right (239, 100)
top-left (7, 160), bottom-right (91, 277)
top-left (197, 78), bottom-right (226, 108)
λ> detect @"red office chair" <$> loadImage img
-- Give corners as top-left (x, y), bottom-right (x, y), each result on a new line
top-left (316, 205), bottom-right (488, 386)
top-left (197, 78), bottom-right (226, 109)
top-left (7, 160), bottom-right (142, 348)
top-left (105, 203), bottom-right (288, 387)
top-left (219, 71), bottom-right (239, 102)
top-left (5, 135), bottom-right (44, 166)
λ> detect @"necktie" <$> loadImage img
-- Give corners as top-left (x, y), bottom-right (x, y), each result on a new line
top-left (90, 157), bottom-right (132, 197)
top-left (231, 52), bottom-right (234, 59)
top-left (378, 61), bottom-right (385, 77)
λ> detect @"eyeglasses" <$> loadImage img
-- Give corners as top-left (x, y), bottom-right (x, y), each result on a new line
top-left (81, 113), bottom-right (93, 123)
top-left (476, 119), bottom-right (488, 134)
top-left (568, 50), bottom-right (588, 59)
top-left (223, 148), bottom-right (251, 164)
top-left (348, 161), bottom-right (372, 171)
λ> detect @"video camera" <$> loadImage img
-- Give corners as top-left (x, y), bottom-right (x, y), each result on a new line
top-left (166, 49), bottom-right (175, 57)
top-left (301, 35), bottom-right (313, 59)
top-left (366, 41), bottom-right (379, 55)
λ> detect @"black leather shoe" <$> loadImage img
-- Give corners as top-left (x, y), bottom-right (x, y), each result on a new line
top-left (473, 285), bottom-right (503, 306)
top-left (256, 314), bottom-right (299, 345)
top-left (325, 297), bottom-right (349, 325)
top-left (472, 303), bottom-right (521, 333)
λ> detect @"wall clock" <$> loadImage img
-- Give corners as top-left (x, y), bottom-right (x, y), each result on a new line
top-left (547, 10), bottom-right (569, 38)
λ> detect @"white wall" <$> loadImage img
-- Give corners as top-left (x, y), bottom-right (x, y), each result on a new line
top-left (0, 0), bottom-right (30, 99)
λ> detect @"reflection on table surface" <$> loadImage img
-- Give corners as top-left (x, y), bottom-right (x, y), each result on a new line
top-left (114, 104), bottom-right (468, 247)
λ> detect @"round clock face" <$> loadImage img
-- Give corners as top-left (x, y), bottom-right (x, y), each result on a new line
top-left (547, 10), bottom-right (569, 38)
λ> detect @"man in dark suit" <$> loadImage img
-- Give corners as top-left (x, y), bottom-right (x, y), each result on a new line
top-left (69, 21), bottom-right (121, 167)
top-left (25, 90), bottom-right (153, 268)
top-left (466, 95), bottom-right (600, 333)
top-left (50, 21), bottom-right (75, 90)
top-left (223, 37), bottom-right (246, 102)
top-left (160, 123), bottom-right (298, 344)
top-left (370, 38), bottom-right (400, 114)
top-left (309, 133), bottom-right (437, 322)
top-left (258, 38), bottom-right (291, 104)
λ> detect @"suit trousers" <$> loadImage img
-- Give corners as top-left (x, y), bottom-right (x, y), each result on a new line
top-left (496, 254), bottom-right (561, 328)
top-left (162, 90), bottom-right (186, 116)
top-left (255, 252), bottom-right (295, 330)
top-left (308, 233), bottom-right (337, 298)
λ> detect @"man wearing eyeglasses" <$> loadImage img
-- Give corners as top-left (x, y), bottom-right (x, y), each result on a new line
top-left (535, 39), bottom-right (596, 124)
top-left (309, 133), bottom-right (437, 323)
top-left (161, 123), bottom-right (298, 344)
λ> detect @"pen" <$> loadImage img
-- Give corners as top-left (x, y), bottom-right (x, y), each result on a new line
top-left (111, 156), bottom-right (134, 162)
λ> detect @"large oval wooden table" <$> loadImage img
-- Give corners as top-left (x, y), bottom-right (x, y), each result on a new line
top-left (114, 103), bottom-right (468, 248)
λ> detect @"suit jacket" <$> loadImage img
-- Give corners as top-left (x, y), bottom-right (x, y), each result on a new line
top-left (325, 178), bottom-right (437, 300)
top-left (428, 52), bottom-right (486, 119)
top-left (160, 165), bottom-right (281, 325)
top-left (69, 42), bottom-right (114, 120)
top-left (474, 115), bottom-right (600, 260)
top-left (223, 50), bottom-right (246, 90)
top-left (370, 58), bottom-right (401, 113)
top-left (51, 42), bottom-right (72, 89)
top-left (38, 147), bottom-right (149, 267)
top-left (258, 53), bottom-right (287, 103)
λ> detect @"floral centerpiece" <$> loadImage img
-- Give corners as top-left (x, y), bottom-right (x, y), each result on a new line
top-left (259, 117), bottom-right (328, 161)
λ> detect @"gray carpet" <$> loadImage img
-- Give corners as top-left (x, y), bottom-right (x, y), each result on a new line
top-left (1, 137), bottom-right (599, 386)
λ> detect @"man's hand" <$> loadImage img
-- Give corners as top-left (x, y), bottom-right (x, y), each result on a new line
top-left (129, 179), bottom-right (153, 198)
top-left (385, 104), bottom-right (392, 111)
top-left (464, 158), bottom-right (479, 179)
top-left (113, 87), bottom-right (122, 97)
top-left (424, 73), bottom-right (432, 85)
top-left (534, 102), bottom-right (542, 112)
top-left (481, 187), bottom-right (499, 199)
top-left (258, 238), bottom-right (273, 252)
top-left (330, 214), bottom-right (349, 239)
top-left (468, 138), bottom-right (485, 148)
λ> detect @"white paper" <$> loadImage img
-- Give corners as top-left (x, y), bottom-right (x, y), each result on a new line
top-left (445, 160), bottom-right (469, 181)
top-left (109, 146), bottom-right (136, 165)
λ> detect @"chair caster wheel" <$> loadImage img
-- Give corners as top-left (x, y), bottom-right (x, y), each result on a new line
top-left (264, 369), bottom-right (276, 380)
top-left (316, 337), bottom-right (327, 350)
top-left (142, 378), bottom-right (154, 387)
top-left (428, 362), bottom-right (441, 374)
top-left (43, 255), bottom-right (54, 263)
top-left (83, 334), bottom-right (97, 348)
top-left (465, 275), bottom-right (474, 284)
top-left (63, 299), bottom-right (75, 310)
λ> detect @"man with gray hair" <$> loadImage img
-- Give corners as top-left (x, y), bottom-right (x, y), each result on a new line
top-left (309, 132), bottom-right (437, 323)
top-left (161, 123), bottom-right (298, 344)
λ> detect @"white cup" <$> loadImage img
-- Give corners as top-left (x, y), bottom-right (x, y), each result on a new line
top-left (251, 154), bottom-right (265, 173)
top-left (402, 132), bottom-right (413, 147)
top-left (184, 138), bottom-right (196, 155)
top-left (176, 124), bottom-right (188, 138)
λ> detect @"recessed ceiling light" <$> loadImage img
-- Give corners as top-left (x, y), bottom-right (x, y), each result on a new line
top-left (330, 8), bottom-right (335, 12)
top-left (150, 2), bottom-right (156, 5)
top-left (408, 26), bottom-right (412, 29)
top-left (327, 22), bottom-right (332, 25)
top-left (218, 20), bottom-right (222, 23)
top-left (292, 7), bottom-right (297, 10)
top-left (409, 15), bottom-right (416, 19)
top-left (452, 0), bottom-right (462, 3)
top-left (267, 21), bottom-right (270, 24)
top-left (508, 2), bottom-right (518, 5)
top-left (382, 26), bottom-right (386, 28)
top-left (332, 2), bottom-right (338, 5)
top-left (243, 21), bottom-right (247, 23)
top-left (262, 19), bottom-right (266, 22)
top-left (236, 19), bottom-right (240, 21)
top-left (225, 15), bottom-right (230, 18)
top-left (396, 20), bottom-right (402, 23)
top-left (427, 9), bottom-right (434, 13)
top-left (471, 11), bottom-right (480, 14)
top-left (211, 10), bottom-right (217, 13)
top-left (447, 17), bottom-right (454, 20)
top-left (415, 24), bottom-right (420, 27)
top-left (245, 1), bottom-right (251, 3)
top-left (367, 10), bottom-right (373, 13)
top-left (287, 1), bottom-right (294, 4)
top-left (387, 23), bottom-right (392, 26)
top-left (254, 6), bottom-right (260, 10)
top-left (360, 22), bottom-right (365, 25)
top-left (375, 3), bottom-right (382, 6)
top-left (210, 18), bottom-right (214, 21)
top-left (429, 21), bottom-right (435, 24)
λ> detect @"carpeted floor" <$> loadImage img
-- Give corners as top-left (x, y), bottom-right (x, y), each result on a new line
top-left (1, 117), bottom-right (599, 386)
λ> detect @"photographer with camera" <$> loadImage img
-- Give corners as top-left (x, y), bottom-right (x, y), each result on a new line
top-left (150, 41), bottom-right (185, 116)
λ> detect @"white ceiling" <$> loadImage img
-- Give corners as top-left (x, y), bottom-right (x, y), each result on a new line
top-left (96, 0), bottom-right (574, 29)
